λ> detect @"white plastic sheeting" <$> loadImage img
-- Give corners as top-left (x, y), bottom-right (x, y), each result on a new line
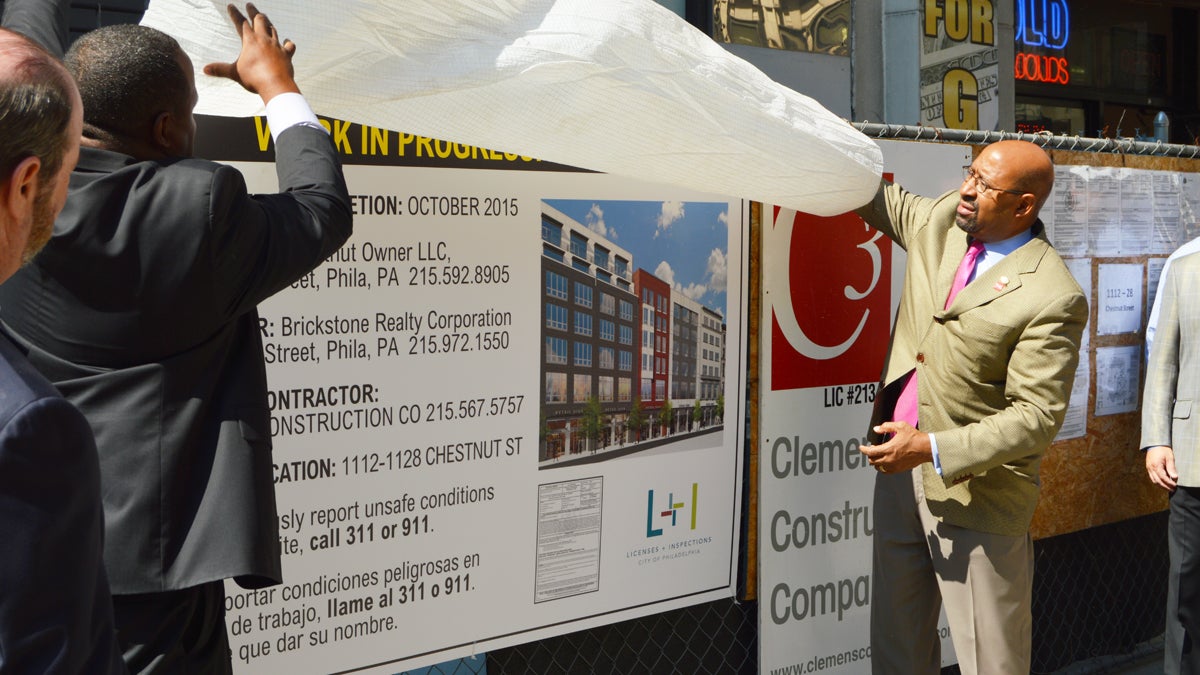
top-left (141, 0), bottom-right (882, 216)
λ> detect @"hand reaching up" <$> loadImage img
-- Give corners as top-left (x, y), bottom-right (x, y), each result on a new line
top-left (203, 3), bottom-right (300, 103)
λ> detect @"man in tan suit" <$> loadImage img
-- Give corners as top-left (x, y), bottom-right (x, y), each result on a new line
top-left (856, 140), bottom-right (1088, 675)
top-left (1142, 250), bottom-right (1200, 675)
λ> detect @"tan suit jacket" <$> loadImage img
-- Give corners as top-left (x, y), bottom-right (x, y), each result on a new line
top-left (1142, 252), bottom-right (1200, 487)
top-left (858, 183), bottom-right (1088, 536)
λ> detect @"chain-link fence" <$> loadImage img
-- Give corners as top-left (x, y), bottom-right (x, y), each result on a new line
top-left (487, 598), bottom-right (757, 674)
top-left (853, 122), bottom-right (1200, 158)
top-left (1033, 512), bottom-right (1168, 674)
top-left (398, 655), bottom-right (487, 675)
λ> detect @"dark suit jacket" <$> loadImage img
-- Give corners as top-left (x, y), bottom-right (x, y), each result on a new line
top-left (0, 124), bottom-right (352, 594)
top-left (857, 183), bottom-right (1088, 536)
top-left (0, 332), bottom-right (124, 673)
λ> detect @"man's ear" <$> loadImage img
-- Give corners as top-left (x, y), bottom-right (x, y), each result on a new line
top-left (1, 157), bottom-right (40, 226)
top-left (1014, 193), bottom-right (1037, 221)
top-left (151, 109), bottom-right (192, 157)
top-left (151, 110), bottom-right (175, 155)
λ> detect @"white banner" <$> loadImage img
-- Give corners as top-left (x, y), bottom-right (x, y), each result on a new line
top-left (759, 139), bottom-right (970, 673)
top-left (141, 0), bottom-right (881, 217)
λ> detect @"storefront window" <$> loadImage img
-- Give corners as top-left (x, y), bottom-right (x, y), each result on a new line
top-left (1014, 0), bottom-right (1190, 142)
top-left (1015, 101), bottom-right (1086, 136)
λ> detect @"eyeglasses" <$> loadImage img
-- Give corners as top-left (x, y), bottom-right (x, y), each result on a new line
top-left (963, 167), bottom-right (1026, 196)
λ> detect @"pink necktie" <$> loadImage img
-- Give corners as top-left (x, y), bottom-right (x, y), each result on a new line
top-left (893, 239), bottom-right (985, 427)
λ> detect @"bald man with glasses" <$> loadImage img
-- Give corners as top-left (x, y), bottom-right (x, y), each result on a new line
top-left (854, 140), bottom-right (1088, 674)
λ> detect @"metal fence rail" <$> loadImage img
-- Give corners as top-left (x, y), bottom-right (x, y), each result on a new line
top-left (853, 122), bottom-right (1200, 158)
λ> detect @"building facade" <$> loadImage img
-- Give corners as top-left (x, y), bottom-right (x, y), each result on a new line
top-left (539, 204), bottom-right (638, 459)
top-left (633, 269), bottom-right (671, 437)
top-left (659, 0), bottom-right (1199, 145)
top-left (699, 305), bottom-right (726, 426)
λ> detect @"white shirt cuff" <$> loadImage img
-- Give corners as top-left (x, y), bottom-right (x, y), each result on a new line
top-left (930, 433), bottom-right (942, 476)
top-left (264, 92), bottom-right (323, 142)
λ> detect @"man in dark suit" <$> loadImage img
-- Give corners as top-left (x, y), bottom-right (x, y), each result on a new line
top-left (0, 4), bottom-right (353, 673)
top-left (0, 5), bottom-right (125, 672)
top-left (856, 141), bottom-right (1088, 674)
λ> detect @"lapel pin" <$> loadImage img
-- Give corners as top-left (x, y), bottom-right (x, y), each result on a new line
top-left (993, 276), bottom-right (1010, 292)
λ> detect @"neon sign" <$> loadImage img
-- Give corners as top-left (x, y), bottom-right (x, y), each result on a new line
top-left (1016, 0), bottom-right (1069, 49)
top-left (1014, 53), bottom-right (1069, 84)
top-left (1015, 0), bottom-right (1070, 85)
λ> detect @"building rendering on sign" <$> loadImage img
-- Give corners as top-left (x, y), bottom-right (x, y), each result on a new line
top-left (539, 203), bottom-right (726, 463)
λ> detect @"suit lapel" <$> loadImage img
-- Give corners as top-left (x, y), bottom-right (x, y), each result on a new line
top-left (940, 235), bottom-right (1051, 318)
top-left (937, 231), bottom-right (969, 308)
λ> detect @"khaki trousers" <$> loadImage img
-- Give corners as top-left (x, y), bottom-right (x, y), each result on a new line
top-left (870, 468), bottom-right (1033, 675)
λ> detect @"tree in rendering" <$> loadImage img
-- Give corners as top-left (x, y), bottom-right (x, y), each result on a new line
top-left (582, 396), bottom-right (604, 452)
top-left (659, 399), bottom-right (673, 436)
top-left (627, 396), bottom-right (646, 442)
